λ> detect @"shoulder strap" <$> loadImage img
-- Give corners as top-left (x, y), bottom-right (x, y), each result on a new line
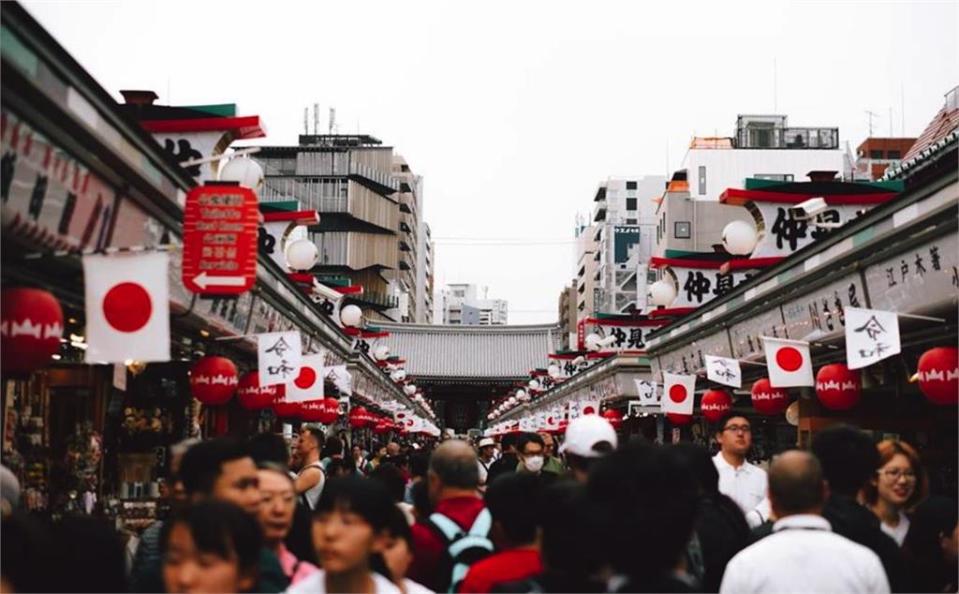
top-left (428, 512), bottom-right (463, 542)
top-left (467, 508), bottom-right (492, 536)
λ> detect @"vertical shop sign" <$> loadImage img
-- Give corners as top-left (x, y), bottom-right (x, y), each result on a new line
top-left (182, 184), bottom-right (259, 295)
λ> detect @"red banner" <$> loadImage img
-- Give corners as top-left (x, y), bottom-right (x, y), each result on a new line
top-left (182, 185), bottom-right (259, 295)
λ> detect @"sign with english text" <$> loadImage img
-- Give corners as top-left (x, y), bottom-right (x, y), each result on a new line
top-left (182, 185), bottom-right (259, 295)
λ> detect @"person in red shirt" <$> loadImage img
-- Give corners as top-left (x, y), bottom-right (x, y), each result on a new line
top-left (460, 473), bottom-right (544, 594)
top-left (409, 440), bottom-right (487, 591)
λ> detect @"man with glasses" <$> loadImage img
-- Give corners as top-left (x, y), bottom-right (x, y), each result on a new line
top-left (712, 412), bottom-right (770, 528)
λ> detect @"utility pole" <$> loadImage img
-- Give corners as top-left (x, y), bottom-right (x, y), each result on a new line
top-left (865, 110), bottom-right (880, 137)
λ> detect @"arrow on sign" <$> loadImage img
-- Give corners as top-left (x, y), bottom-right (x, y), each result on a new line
top-left (193, 272), bottom-right (248, 289)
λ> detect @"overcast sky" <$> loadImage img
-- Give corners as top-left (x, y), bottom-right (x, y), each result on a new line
top-left (22, 0), bottom-right (957, 324)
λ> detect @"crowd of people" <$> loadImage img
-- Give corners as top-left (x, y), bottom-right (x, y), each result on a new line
top-left (1, 411), bottom-right (957, 593)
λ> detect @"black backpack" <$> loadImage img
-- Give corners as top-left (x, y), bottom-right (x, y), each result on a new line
top-left (427, 508), bottom-right (495, 592)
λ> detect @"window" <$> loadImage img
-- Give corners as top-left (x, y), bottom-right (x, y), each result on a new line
top-left (754, 174), bottom-right (794, 182)
top-left (626, 197), bottom-right (637, 211)
top-left (870, 150), bottom-right (884, 159)
top-left (888, 150), bottom-right (901, 159)
top-left (698, 166), bottom-right (706, 195)
top-left (674, 221), bottom-right (691, 239)
top-left (626, 181), bottom-right (637, 190)
top-left (626, 218), bottom-right (637, 225)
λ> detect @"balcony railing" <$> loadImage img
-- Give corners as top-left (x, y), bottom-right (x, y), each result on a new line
top-left (593, 199), bottom-right (607, 222)
top-left (261, 178), bottom-right (348, 212)
top-left (348, 292), bottom-right (399, 311)
top-left (736, 126), bottom-right (839, 150)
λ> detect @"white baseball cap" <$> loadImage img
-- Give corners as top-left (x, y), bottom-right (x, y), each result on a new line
top-left (559, 414), bottom-right (618, 458)
top-left (478, 437), bottom-right (496, 448)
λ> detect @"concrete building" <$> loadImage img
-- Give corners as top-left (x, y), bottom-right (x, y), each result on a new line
top-left (573, 216), bottom-right (599, 321)
top-left (590, 175), bottom-right (666, 314)
top-left (390, 154), bottom-right (424, 323)
top-left (854, 138), bottom-right (917, 180)
top-left (416, 222), bottom-right (435, 324)
top-left (557, 283), bottom-right (578, 350)
top-left (683, 114), bottom-right (844, 201)
top-left (441, 284), bottom-right (508, 326)
top-left (255, 134), bottom-right (403, 321)
top-left (653, 170), bottom-right (749, 258)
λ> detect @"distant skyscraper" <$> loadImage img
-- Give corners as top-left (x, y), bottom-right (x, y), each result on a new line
top-left (441, 284), bottom-right (508, 325)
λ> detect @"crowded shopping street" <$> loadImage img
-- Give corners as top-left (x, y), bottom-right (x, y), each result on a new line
top-left (1, 2), bottom-right (958, 593)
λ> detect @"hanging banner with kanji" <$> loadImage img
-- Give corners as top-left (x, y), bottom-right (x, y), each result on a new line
top-left (257, 331), bottom-right (302, 387)
top-left (182, 184), bottom-right (259, 295)
top-left (844, 307), bottom-right (901, 370)
top-left (705, 355), bottom-right (742, 388)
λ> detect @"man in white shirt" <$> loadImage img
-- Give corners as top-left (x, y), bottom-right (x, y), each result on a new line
top-left (712, 412), bottom-right (770, 528)
top-left (719, 450), bottom-right (890, 594)
top-left (476, 437), bottom-right (496, 490)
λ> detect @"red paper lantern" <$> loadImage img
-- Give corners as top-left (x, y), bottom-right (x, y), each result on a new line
top-left (1, 288), bottom-right (64, 376)
top-left (601, 409), bottom-right (623, 430)
top-left (319, 398), bottom-right (341, 424)
top-left (190, 356), bottom-right (238, 405)
top-left (299, 400), bottom-right (326, 423)
top-left (667, 412), bottom-right (693, 426)
top-left (750, 377), bottom-right (790, 415)
top-left (373, 419), bottom-right (391, 435)
top-left (815, 364), bottom-right (861, 410)
top-left (349, 406), bottom-right (369, 429)
top-left (700, 389), bottom-right (733, 423)
top-left (237, 371), bottom-right (279, 410)
top-left (917, 347), bottom-right (959, 406)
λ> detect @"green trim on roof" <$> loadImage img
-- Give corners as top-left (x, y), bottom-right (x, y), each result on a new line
top-left (259, 200), bottom-right (300, 212)
top-left (180, 103), bottom-right (237, 117)
top-left (316, 275), bottom-right (351, 287)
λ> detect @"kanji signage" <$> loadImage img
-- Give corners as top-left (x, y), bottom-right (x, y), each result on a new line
top-left (864, 233), bottom-right (958, 314)
top-left (182, 184), bottom-right (259, 295)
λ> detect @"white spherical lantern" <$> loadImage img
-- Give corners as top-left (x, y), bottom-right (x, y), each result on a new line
top-left (340, 304), bottom-right (363, 328)
top-left (219, 157), bottom-right (264, 192)
top-left (516, 389), bottom-right (528, 402)
top-left (404, 384), bottom-right (417, 396)
top-left (508, 396), bottom-right (517, 405)
top-left (285, 239), bottom-right (319, 271)
top-left (390, 369), bottom-right (407, 382)
top-left (547, 364), bottom-right (561, 378)
top-left (648, 280), bottom-right (677, 307)
top-left (373, 344), bottom-right (390, 361)
top-left (722, 220), bottom-right (759, 256)
top-left (585, 333), bottom-right (602, 351)
top-left (528, 379), bottom-right (541, 391)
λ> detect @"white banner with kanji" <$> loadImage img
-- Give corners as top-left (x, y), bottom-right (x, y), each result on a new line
top-left (258, 331), bottom-right (302, 387)
top-left (705, 355), bottom-right (742, 388)
top-left (844, 307), bottom-right (901, 370)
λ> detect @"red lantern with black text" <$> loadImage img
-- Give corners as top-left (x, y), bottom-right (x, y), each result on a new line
top-left (602, 409), bottom-right (623, 431)
top-left (190, 356), bottom-right (238, 405)
top-left (667, 412), bottom-right (693, 426)
top-left (319, 397), bottom-right (341, 424)
top-left (750, 377), bottom-right (790, 415)
top-left (917, 347), bottom-right (959, 406)
top-left (237, 371), bottom-right (278, 410)
top-left (373, 418), bottom-right (391, 435)
top-left (815, 364), bottom-right (861, 410)
top-left (1, 288), bottom-right (64, 376)
top-left (701, 389), bottom-right (733, 423)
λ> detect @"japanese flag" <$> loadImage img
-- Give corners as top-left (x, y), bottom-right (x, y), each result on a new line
top-left (662, 372), bottom-right (696, 415)
top-left (763, 337), bottom-right (814, 387)
top-left (581, 400), bottom-right (601, 416)
top-left (285, 353), bottom-right (325, 403)
top-left (83, 252), bottom-right (170, 363)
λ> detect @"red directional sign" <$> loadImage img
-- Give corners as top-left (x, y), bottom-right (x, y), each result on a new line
top-left (182, 184), bottom-right (259, 295)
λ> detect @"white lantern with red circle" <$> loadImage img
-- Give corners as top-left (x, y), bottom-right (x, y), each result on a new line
top-left (1, 288), bottom-right (64, 376)
top-left (815, 364), bottom-right (861, 410)
top-left (190, 356), bottom-right (239, 405)
top-left (917, 347), bottom-right (958, 406)
top-left (700, 389), bottom-right (733, 423)
top-left (750, 377), bottom-right (790, 415)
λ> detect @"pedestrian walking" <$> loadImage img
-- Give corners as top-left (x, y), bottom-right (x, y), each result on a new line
top-left (866, 439), bottom-right (928, 546)
top-left (476, 437), bottom-right (496, 490)
top-left (811, 426), bottom-right (908, 591)
top-left (460, 473), bottom-right (544, 593)
top-left (719, 450), bottom-right (890, 594)
top-left (711, 412), bottom-right (770, 528)
top-left (161, 501), bottom-right (262, 594)
top-left (558, 414), bottom-right (617, 483)
top-left (901, 495), bottom-right (959, 593)
top-left (295, 426), bottom-right (326, 510)
top-left (287, 476), bottom-right (402, 594)
top-left (536, 432), bottom-right (565, 475)
top-left (255, 462), bottom-right (319, 586)
top-left (486, 434), bottom-right (519, 484)
top-left (380, 506), bottom-right (434, 594)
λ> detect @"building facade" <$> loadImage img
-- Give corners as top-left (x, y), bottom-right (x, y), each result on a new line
top-left (390, 154), bottom-right (422, 322)
top-left (441, 284), bottom-right (508, 325)
top-left (557, 283), bottom-right (578, 350)
top-left (416, 222), bottom-right (435, 324)
top-left (590, 175), bottom-right (666, 314)
top-left (854, 137), bottom-right (917, 180)
top-left (255, 135), bottom-right (407, 322)
top-left (573, 217), bottom-right (599, 321)
top-left (682, 114), bottom-right (845, 201)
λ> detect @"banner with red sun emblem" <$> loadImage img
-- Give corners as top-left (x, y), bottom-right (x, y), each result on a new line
top-left (83, 252), bottom-right (170, 363)
top-left (284, 353), bottom-right (325, 403)
top-left (762, 336), bottom-right (814, 388)
top-left (662, 372), bottom-right (696, 415)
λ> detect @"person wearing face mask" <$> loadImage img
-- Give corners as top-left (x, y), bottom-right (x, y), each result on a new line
top-left (515, 434), bottom-right (556, 485)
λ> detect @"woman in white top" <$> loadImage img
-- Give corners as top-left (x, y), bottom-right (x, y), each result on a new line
top-left (866, 439), bottom-right (928, 546)
top-left (287, 476), bottom-right (402, 594)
